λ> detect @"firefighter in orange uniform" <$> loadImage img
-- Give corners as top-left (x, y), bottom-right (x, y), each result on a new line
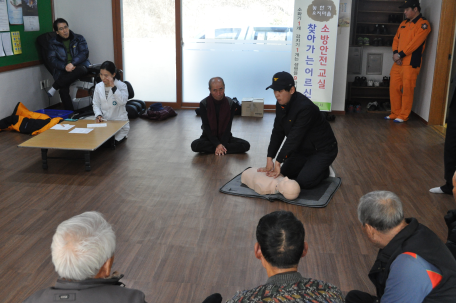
top-left (386, 0), bottom-right (431, 123)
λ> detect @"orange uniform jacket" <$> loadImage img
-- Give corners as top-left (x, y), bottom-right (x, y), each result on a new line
top-left (393, 14), bottom-right (431, 68)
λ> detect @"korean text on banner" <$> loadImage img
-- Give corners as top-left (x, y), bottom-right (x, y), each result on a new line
top-left (291, 0), bottom-right (340, 111)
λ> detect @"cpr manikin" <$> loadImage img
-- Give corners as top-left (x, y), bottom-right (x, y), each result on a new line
top-left (241, 168), bottom-right (301, 200)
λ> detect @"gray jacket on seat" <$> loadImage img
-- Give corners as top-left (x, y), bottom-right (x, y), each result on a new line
top-left (23, 275), bottom-right (146, 303)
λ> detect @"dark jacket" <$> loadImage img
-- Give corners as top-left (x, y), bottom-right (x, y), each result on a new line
top-left (369, 218), bottom-right (456, 302)
top-left (48, 30), bottom-right (90, 80)
top-left (267, 91), bottom-right (336, 163)
top-left (23, 275), bottom-right (146, 303)
top-left (199, 96), bottom-right (237, 147)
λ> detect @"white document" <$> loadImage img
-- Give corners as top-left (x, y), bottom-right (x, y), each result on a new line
top-left (0, 0), bottom-right (10, 32)
top-left (1, 32), bottom-right (12, 55)
top-left (0, 34), bottom-right (5, 57)
top-left (69, 128), bottom-right (94, 134)
top-left (23, 16), bottom-right (39, 31)
top-left (87, 123), bottom-right (107, 128)
top-left (51, 124), bottom-right (75, 130)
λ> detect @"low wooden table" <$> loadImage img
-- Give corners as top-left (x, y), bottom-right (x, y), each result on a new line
top-left (18, 120), bottom-right (128, 171)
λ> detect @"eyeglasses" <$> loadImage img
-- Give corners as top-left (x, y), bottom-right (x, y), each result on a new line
top-left (58, 25), bottom-right (68, 31)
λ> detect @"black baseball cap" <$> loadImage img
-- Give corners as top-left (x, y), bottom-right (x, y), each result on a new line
top-left (265, 71), bottom-right (294, 91)
top-left (399, 0), bottom-right (420, 8)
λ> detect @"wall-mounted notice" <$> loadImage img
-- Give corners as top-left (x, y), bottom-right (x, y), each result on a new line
top-left (0, 0), bottom-right (10, 31)
top-left (22, 0), bottom-right (39, 31)
top-left (11, 31), bottom-right (21, 54)
top-left (7, 0), bottom-right (23, 25)
top-left (291, 0), bottom-right (340, 111)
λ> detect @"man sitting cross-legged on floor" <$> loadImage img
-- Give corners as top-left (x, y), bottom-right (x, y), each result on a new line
top-left (23, 211), bottom-right (146, 303)
top-left (202, 211), bottom-right (344, 303)
top-left (191, 77), bottom-right (250, 156)
top-left (346, 191), bottom-right (456, 303)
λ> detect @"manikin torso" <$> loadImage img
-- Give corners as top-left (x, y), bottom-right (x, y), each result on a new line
top-left (241, 168), bottom-right (300, 200)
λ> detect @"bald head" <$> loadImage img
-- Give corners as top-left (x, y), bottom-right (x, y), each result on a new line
top-left (208, 77), bottom-right (225, 101)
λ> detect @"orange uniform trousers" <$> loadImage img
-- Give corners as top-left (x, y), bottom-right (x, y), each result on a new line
top-left (389, 63), bottom-right (420, 121)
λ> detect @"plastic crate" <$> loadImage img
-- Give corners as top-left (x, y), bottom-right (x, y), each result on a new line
top-left (35, 109), bottom-right (74, 119)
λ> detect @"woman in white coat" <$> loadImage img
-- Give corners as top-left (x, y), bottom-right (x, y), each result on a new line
top-left (93, 61), bottom-right (129, 142)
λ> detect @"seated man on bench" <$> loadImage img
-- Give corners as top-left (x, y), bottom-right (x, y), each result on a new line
top-left (47, 18), bottom-right (91, 111)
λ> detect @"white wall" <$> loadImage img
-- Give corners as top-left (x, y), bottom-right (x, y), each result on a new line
top-left (0, 66), bottom-right (60, 120)
top-left (412, 0), bottom-right (441, 121)
top-left (54, 0), bottom-right (115, 64)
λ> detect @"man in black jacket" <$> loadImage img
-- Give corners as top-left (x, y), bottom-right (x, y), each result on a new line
top-left (46, 18), bottom-right (91, 110)
top-left (191, 77), bottom-right (250, 155)
top-left (23, 211), bottom-right (146, 303)
top-left (346, 191), bottom-right (456, 303)
top-left (259, 71), bottom-right (337, 189)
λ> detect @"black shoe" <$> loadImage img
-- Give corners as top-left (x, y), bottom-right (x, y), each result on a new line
top-left (383, 76), bottom-right (389, 87)
top-left (388, 14), bottom-right (394, 23)
top-left (374, 24), bottom-right (381, 35)
top-left (383, 102), bottom-right (391, 111)
top-left (381, 24), bottom-right (388, 35)
top-left (354, 76), bottom-right (361, 86)
top-left (361, 76), bottom-right (367, 87)
top-left (367, 101), bottom-right (378, 111)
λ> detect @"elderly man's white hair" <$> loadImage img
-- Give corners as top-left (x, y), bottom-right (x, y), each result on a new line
top-left (51, 211), bottom-right (116, 280)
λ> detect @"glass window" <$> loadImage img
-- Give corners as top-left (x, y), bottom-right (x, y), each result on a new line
top-left (122, 0), bottom-right (177, 102)
top-left (182, 0), bottom-right (295, 105)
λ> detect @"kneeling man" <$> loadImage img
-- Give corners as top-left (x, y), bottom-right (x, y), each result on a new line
top-left (191, 77), bottom-right (250, 155)
top-left (24, 211), bottom-right (146, 303)
top-left (259, 71), bottom-right (337, 189)
top-left (346, 191), bottom-right (456, 303)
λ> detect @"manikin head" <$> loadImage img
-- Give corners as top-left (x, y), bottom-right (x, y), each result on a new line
top-left (276, 177), bottom-right (300, 200)
top-left (255, 211), bottom-right (308, 276)
top-left (358, 191), bottom-right (405, 249)
top-left (51, 211), bottom-right (116, 280)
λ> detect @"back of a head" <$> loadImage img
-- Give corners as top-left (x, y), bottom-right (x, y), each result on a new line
top-left (256, 211), bottom-right (305, 268)
top-left (358, 191), bottom-right (404, 232)
top-left (51, 211), bottom-right (116, 280)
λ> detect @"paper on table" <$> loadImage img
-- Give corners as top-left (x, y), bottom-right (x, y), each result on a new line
top-left (1, 32), bottom-right (13, 56)
top-left (51, 124), bottom-right (75, 130)
top-left (0, 0), bottom-right (10, 32)
top-left (87, 123), bottom-right (107, 128)
top-left (69, 128), bottom-right (94, 134)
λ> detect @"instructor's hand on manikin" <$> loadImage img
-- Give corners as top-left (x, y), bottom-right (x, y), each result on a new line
top-left (215, 144), bottom-right (227, 156)
top-left (258, 157), bottom-right (281, 178)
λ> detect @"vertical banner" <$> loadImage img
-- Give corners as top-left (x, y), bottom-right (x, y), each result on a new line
top-left (291, 0), bottom-right (340, 111)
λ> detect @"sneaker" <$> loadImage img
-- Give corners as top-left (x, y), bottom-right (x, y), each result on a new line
top-left (361, 76), bottom-right (367, 86)
top-left (384, 116), bottom-right (392, 120)
top-left (363, 37), bottom-right (370, 46)
top-left (347, 104), bottom-right (354, 113)
top-left (394, 118), bottom-right (404, 123)
top-left (355, 104), bottom-right (362, 113)
top-left (357, 37), bottom-right (364, 46)
top-left (381, 24), bottom-right (388, 35)
top-left (367, 101), bottom-right (378, 111)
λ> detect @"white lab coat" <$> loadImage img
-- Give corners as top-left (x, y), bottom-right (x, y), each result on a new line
top-left (92, 79), bottom-right (130, 141)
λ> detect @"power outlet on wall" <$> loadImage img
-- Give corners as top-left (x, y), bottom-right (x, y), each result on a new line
top-left (40, 80), bottom-right (45, 89)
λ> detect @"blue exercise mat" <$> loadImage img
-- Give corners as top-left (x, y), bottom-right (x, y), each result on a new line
top-left (219, 168), bottom-right (341, 208)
